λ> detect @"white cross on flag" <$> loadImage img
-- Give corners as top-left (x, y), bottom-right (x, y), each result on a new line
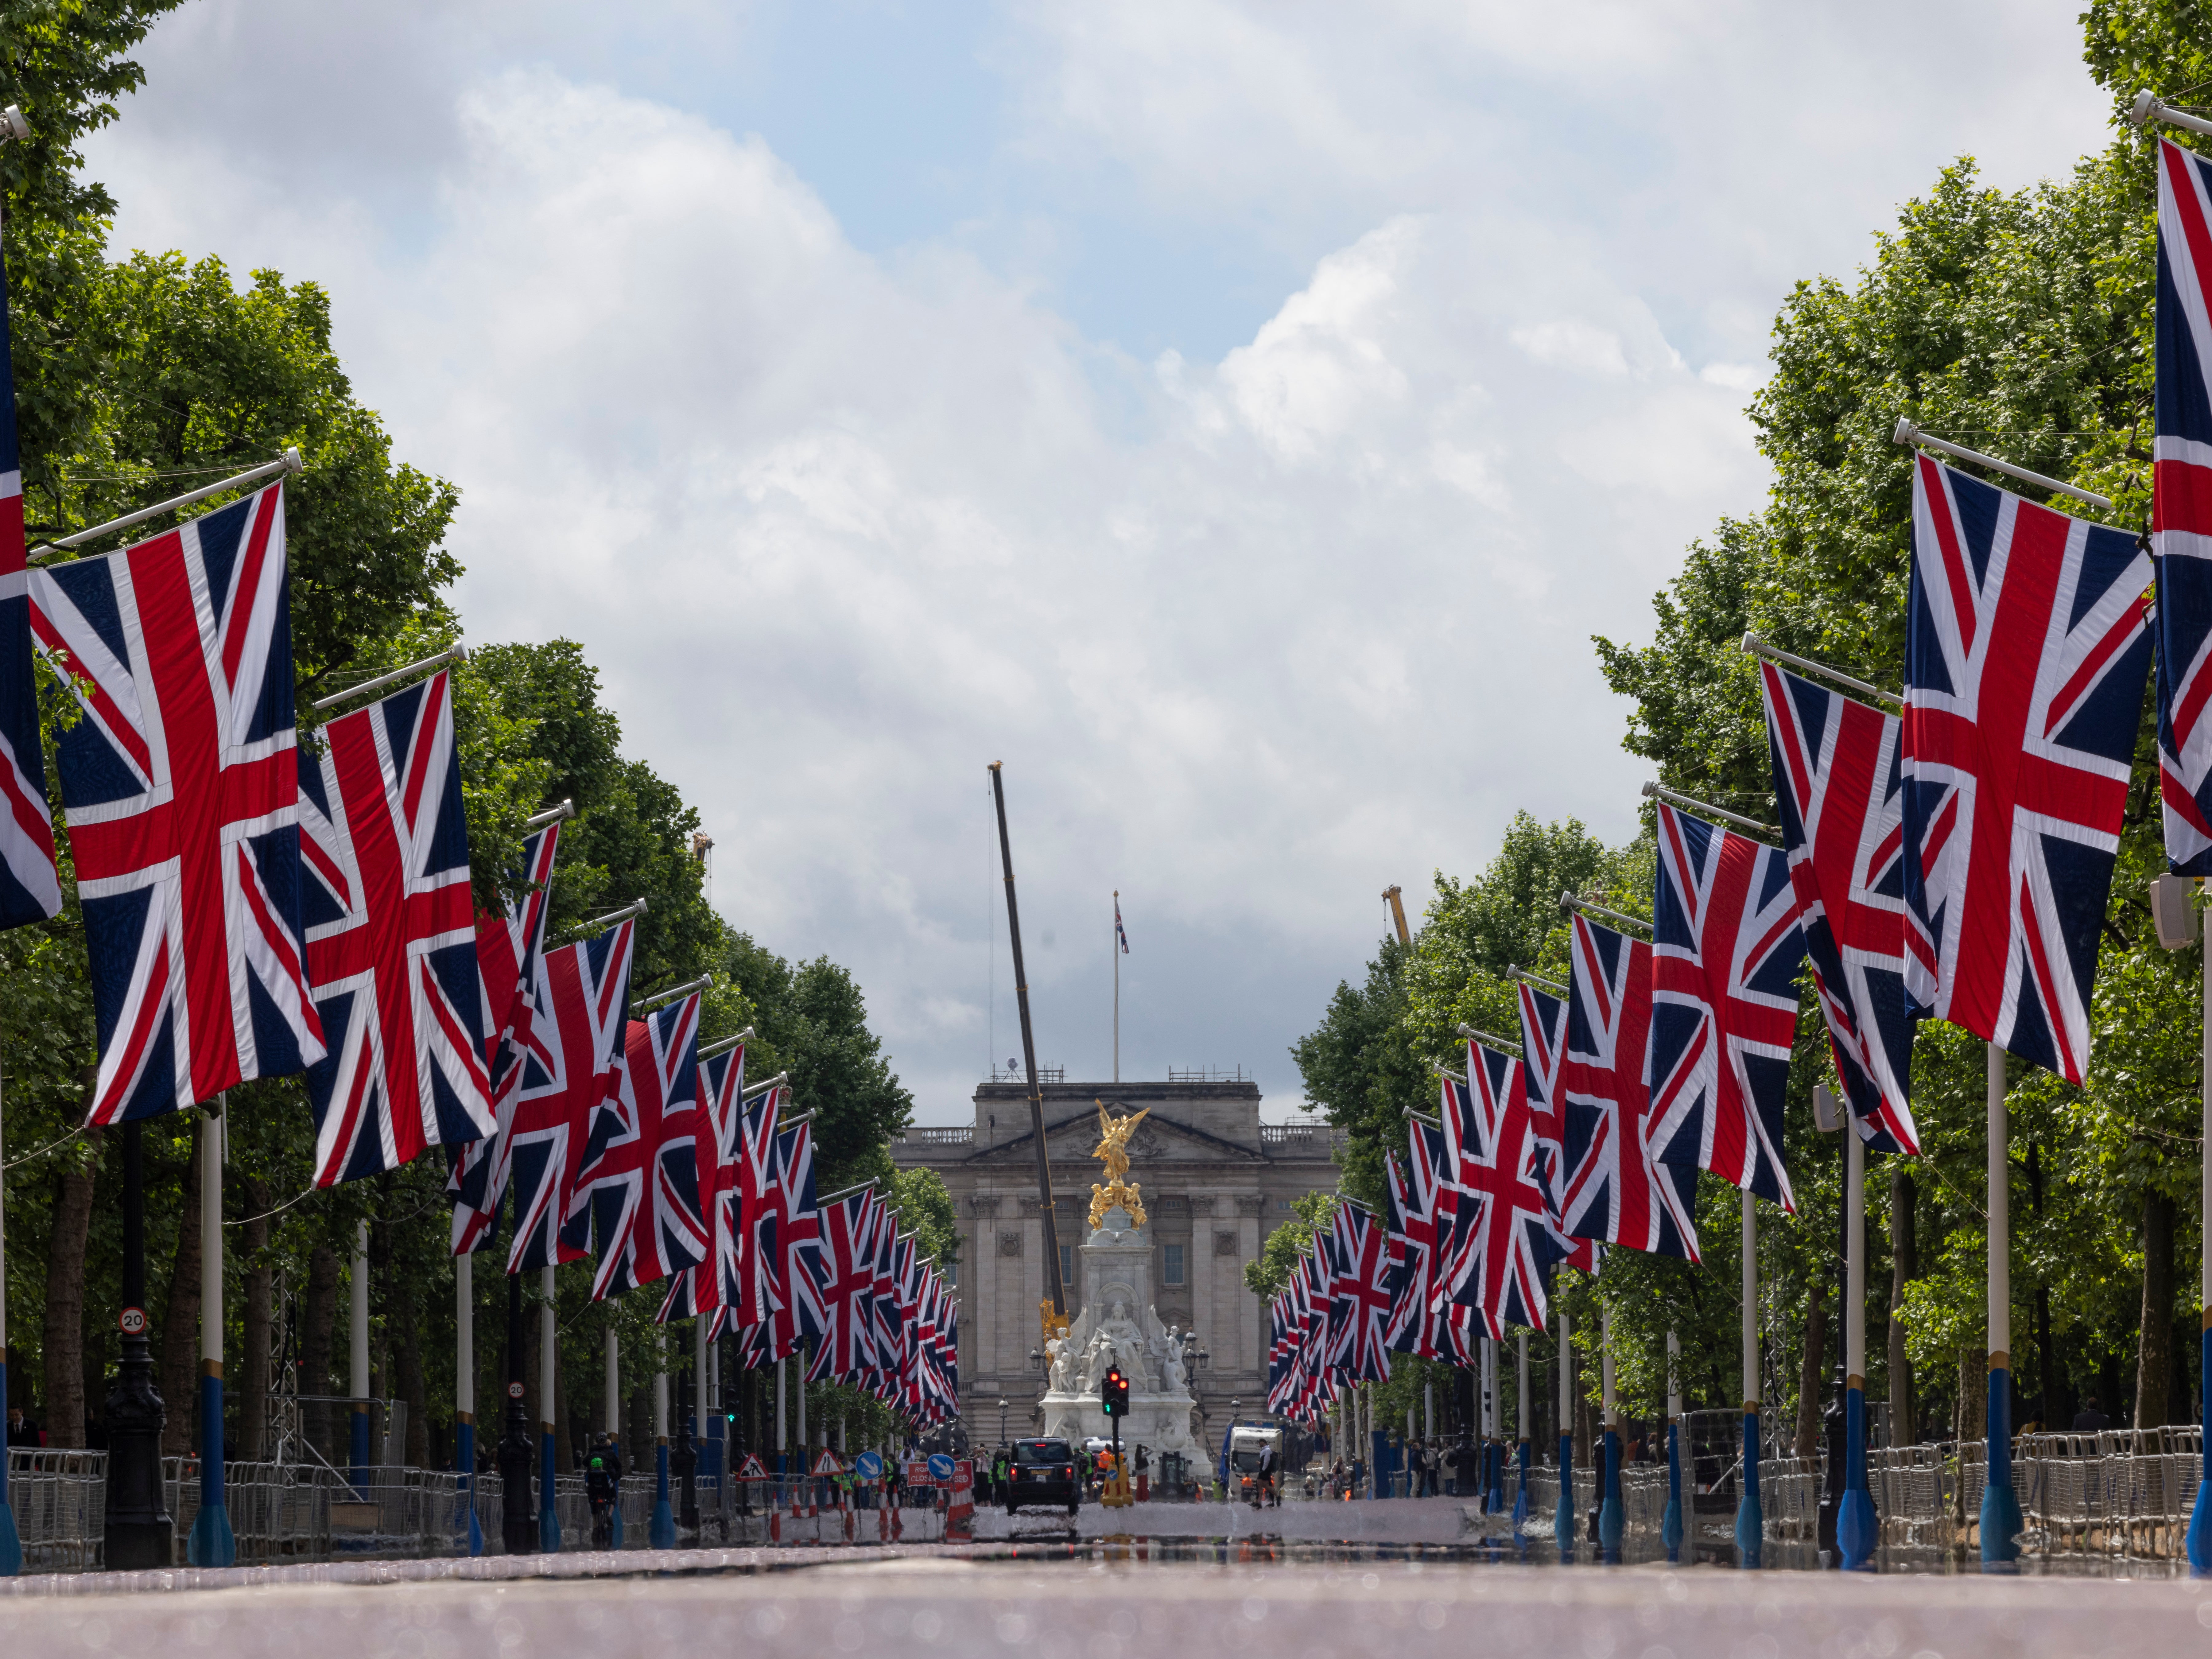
top-left (298, 669), bottom-right (494, 1186)
top-left (1904, 455), bottom-right (2152, 1082)
top-left (33, 483), bottom-right (324, 1122)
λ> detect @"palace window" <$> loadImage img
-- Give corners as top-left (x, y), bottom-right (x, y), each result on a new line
top-left (1060, 1243), bottom-right (1075, 1291)
top-left (1164, 1243), bottom-right (1186, 1286)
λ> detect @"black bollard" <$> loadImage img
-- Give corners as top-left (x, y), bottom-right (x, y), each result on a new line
top-left (102, 1121), bottom-right (173, 1570)
top-left (1818, 1364), bottom-right (1846, 1562)
top-left (497, 1270), bottom-right (535, 1553)
top-left (675, 1362), bottom-right (700, 1535)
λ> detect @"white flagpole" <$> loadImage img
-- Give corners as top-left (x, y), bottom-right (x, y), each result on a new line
top-left (1112, 891), bottom-right (1120, 1085)
top-left (1737, 1187), bottom-right (1762, 1564)
top-left (187, 1105), bottom-right (234, 1564)
top-left (539, 1264), bottom-right (560, 1551)
top-left (456, 1250), bottom-right (479, 1554)
top-left (0, 1054), bottom-right (13, 1577)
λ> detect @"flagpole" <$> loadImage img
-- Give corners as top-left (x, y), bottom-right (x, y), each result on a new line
top-left (1737, 1188), bottom-right (1762, 1565)
top-left (1840, 1126), bottom-right (1876, 1569)
top-left (2193, 914), bottom-right (2212, 1574)
top-left (539, 1264), bottom-right (561, 1552)
top-left (1554, 1306), bottom-right (1574, 1556)
top-left (0, 1054), bottom-right (16, 1578)
top-left (351, 1222), bottom-right (372, 1494)
top-left (1513, 1330), bottom-right (1531, 1528)
top-left (187, 1101), bottom-right (235, 1565)
top-left (1662, 1327), bottom-right (1682, 1562)
top-left (1981, 1041), bottom-right (2020, 1566)
top-left (1597, 1300), bottom-right (1622, 1556)
top-left (101, 1121), bottom-right (171, 1569)
top-left (1112, 891), bottom-right (1119, 1086)
top-left (650, 1342), bottom-right (674, 1548)
top-left (456, 1250), bottom-right (481, 1555)
top-left (604, 1323), bottom-right (624, 1547)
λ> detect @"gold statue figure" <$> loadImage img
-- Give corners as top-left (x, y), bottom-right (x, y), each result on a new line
top-left (1088, 1101), bottom-right (1150, 1228)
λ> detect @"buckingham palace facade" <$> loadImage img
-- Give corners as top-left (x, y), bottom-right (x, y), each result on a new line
top-left (887, 1074), bottom-right (1345, 1436)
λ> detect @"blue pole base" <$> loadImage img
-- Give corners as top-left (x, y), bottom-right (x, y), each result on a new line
top-left (1980, 1365), bottom-right (2020, 1566)
top-left (1554, 1435), bottom-right (1575, 1556)
top-left (0, 1355), bottom-right (17, 1577)
top-left (1735, 1408), bottom-right (1763, 1568)
top-left (1839, 1383), bottom-right (1876, 1570)
top-left (1512, 1442), bottom-right (1530, 1528)
top-left (188, 1372), bottom-right (236, 1568)
top-left (349, 1405), bottom-right (372, 1499)
top-left (1597, 1429), bottom-right (1624, 1556)
top-left (539, 1431), bottom-right (561, 1554)
top-left (1662, 1421), bottom-right (1684, 1561)
top-left (455, 1422), bottom-right (482, 1557)
top-left (2192, 1327), bottom-right (2212, 1576)
top-left (651, 1443), bottom-right (676, 1549)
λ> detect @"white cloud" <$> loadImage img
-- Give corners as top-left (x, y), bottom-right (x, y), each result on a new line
top-left (75, 0), bottom-right (2113, 1123)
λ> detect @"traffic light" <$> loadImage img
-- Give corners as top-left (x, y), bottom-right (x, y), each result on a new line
top-left (1101, 1367), bottom-right (1128, 1418)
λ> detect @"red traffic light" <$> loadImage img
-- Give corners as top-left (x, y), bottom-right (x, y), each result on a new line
top-left (1101, 1367), bottom-right (1129, 1416)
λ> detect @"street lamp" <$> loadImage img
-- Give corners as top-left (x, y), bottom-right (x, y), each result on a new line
top-left (999, 1398), bottom-right (1010, 1446)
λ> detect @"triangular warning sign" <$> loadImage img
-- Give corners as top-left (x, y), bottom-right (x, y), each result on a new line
top-left (811, 1450), bottom-right (844, 1476)
top-left (736, 1454), bottom-right (768, 1479)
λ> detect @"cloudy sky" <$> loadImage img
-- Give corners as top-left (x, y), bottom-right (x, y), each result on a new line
top-left (83, 1), bottom-right (2112, 1124)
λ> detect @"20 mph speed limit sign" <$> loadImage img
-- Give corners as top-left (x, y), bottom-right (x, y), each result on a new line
top-left (118, 1307), bottom-right (147, 1336)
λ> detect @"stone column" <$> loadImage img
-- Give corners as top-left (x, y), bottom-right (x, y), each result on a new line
top-left (1236, 1194), bottom-right (1263, 1387)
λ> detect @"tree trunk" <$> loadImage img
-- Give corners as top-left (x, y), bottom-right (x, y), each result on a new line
top-left (1957, 1347), bottom-right (1986, 1444)
top-left (1888, 1168), bottom-right (1918, 1447)
top-left (239, 1178), bottom-right (272, 1460)
top-left (394, 1283), bottom-right (430, 1468)
top-left (1795, 1283), bottom-right (1827, 1459)
top-left (40, 1127), bottom-right (103, 1447)
top-left (302, 1243), bottom-right (339, 1462)
top-left (2136, 1189), bottom-right (2176, 1430)
top-left (158, 1125), bottom-right (203, 1456)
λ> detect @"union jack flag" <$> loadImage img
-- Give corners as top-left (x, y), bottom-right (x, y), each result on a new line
top-left (771, 1114), bottom-right (825, 1357)
top-left (1648, 802), bottom-right (1803, 1207)
top-left (506, 919), bottom-right (634, 1273)
top-left (1430, 1074), bottom-right (1480, 1364)
top-left (890, 1231), bottom-right (923, 1410)
top-left (1559, 914), bottom-right (1699, 1260)
top-left (660, 1041), bottom-right (747, 1323)
top-left (807, 1189), bottom-right (883, 1380)
top-left (576, 994), bottom-right (707, 1299)
top-left (0, 262), bottom-right (58, 930)
top-left (1761, 662), bottom-right (1919, 1153)
top-left (739, 1080), bottom-right (784, 1333)
top-left (868, 1200), bottom-right (901, 1382)
top-left (298, 671), bottom-right (492, 1186)
top-left (2155, 137), bottom-right (2212, 872)
top-left (449, 821), bottom-right (563, 1253)
top-left (1327, 1203), bottom-right (1392, 1383)
top-left (1380, 1148), bottom-right (1431, 1356)
top-left (1516, 981), bottom-right (1570, 1221)
top-left (1454, 1039), bottom-right (1562, 1336)
top-left (1904, 455), bottom-right (2152, 1083)
top-left (34, 483), bottom-right (324, 1123)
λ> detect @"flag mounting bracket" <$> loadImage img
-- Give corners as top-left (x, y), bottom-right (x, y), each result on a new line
top-left (524, 798), bottom-right (575, 830)
top-left (1456, 1022), bottom-right (1523, 1055)
top-left (1641, 781), bottom-right (1781, 841)
top-left (312, 644), bottom-right (468, 713)
top-left (2131, 89), bottom-right (2212, 139)
top-left (1892, 417), bottom-right (2114, 514)
top-left (1560, 892), bottom-right (1652, 935)
top-left (741, 1070), bottom-right (790, 1100)
top-left (1506, 964), bottom-right (1568, 996)
top-left (28, 448), bottom-right (304, 563)
top-left (634, 974), bottom-right (711, 1014)
top-left (697, 1026), bottom-right (753, 1062)
top-left (1740, 632), bottom-right (1900, 707)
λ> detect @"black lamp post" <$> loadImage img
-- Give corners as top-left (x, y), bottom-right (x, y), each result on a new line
top-left (102, 1121), bottom-right (171, 1570)
top-left (497, 1270), bottom-right (535, 1553)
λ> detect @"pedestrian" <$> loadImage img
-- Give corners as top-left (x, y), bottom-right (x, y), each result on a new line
top-left (6, 1402), bottom-right (41, 1447)
top-left (585, 1452), bottom-right (618, 1548)
top-left (2072, 1396), bottom-right (2110, 1432)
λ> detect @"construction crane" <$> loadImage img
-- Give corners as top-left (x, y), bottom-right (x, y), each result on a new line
top-left (1382, 884), bottom-right (1411, 946)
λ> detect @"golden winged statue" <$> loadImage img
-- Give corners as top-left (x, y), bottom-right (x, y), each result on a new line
top-left (1088, 1101), bottom-right (1150, 1228)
